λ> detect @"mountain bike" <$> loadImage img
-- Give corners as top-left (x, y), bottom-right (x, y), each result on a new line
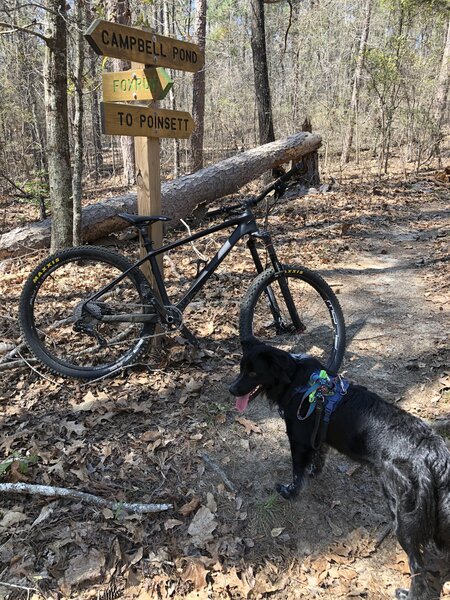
top-left (19, 165), bottom-right (346, 380)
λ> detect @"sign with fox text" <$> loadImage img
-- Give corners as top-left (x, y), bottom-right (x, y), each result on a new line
top-left (85, 19), bottom-right (204, 73)
top-left (102, 68), bottom-right (173, 102)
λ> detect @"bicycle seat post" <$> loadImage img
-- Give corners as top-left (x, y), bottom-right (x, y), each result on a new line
top-left (137, 225), bottom-right (154, 254)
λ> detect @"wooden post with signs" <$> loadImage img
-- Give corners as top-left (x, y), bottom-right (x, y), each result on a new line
top-left (132, 61), bottom-right (162, 283)
top-left (85, 20), bottom-right (203, 288)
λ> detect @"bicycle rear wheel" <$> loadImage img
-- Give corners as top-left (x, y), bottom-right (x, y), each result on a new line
top-left (239, 265), bottom-right (345, 372)
top-left (19, 246), bottom-right (156, 379)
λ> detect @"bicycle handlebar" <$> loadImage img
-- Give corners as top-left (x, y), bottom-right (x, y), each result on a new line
top-left (206, 162), bottom-right (302, 219)
top-left (250, 163), bottom-right (302, 204)
top-left (206, 202), bottom-right (245, 219)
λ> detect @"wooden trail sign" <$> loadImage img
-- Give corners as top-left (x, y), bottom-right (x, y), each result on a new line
top-left (101, 102), bottom-right (195, 139)
top-left (85, 17), bottom-right (201, 296)
top-left (85, 19), bottom-right (204, 73)
top-left (102, 68), bottom-right (173, 102)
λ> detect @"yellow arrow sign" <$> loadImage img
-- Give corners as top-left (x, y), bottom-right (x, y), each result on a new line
top-left (101, 102), bottom-right (195, 139)
top-left (102, 68), bottom-right (173, 102)
top-left (85, 19), bottom-right (204, 73)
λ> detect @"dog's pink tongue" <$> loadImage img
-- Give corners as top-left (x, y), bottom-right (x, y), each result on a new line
top-left (235, 394), bottom-right (250, 412)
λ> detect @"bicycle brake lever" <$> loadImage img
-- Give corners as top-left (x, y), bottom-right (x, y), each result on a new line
top-left (273, 180), bottom-right (288, 199)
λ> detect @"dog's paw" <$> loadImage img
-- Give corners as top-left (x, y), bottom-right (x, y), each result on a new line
top-left (306, 463), bottom-right (321, 478)
top-left (276, 482), bottom-right (298, 500)
top-left (395, 588), bottom-right (410, 600)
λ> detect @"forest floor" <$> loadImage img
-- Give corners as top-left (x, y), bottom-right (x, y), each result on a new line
top-left (0, 162), bottom-right (449, 600)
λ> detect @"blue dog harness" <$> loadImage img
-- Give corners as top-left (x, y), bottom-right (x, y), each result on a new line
top-left (292, 368), bottom-right (349, 449)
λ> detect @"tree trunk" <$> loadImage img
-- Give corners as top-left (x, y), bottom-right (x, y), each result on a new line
top-left (341, 0), bottom-right (372, 165)
top-left (107, 0), bottom-right (136, 186)
top-left (72, 0), bottom-right (85, 246)
top-left (0, 132), bottom-right (321, 257)
top-left (190, 0), bottom-right (207, 173)
top-left (86, 2), bottom-right (103, 182)
top-left (296, 117), bottom-right (320, 186)
top-left (250, 0), bottom-right (275, 145)
top-left (433, 17), bottom-right (450, 159)
top-left (44, 0), bottom-right (73, 251)
top-left (163, 0), bottom-right (180, 177)
top-left (30, 97), bottom-right (47, 173)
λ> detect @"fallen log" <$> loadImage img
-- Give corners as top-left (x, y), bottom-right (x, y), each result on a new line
top-left (0, 131), bottom-right (321, 258)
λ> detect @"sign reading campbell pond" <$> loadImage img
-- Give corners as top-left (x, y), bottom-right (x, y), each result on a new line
top-left (85, 19), bottom-right (204, 73)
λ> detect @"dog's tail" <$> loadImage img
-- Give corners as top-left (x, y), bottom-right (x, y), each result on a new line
top-left (429, 439), bottom-right (450, 553)
top-left (405, 437), bottom-right (450, 554)
top-left (383, 447), bottom-right (443, 551)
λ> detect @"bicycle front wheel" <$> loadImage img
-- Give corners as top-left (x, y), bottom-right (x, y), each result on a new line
top-left (19, 246), bottom-right (156, 380)
top-left (239, 265), bottom-right (345, 372)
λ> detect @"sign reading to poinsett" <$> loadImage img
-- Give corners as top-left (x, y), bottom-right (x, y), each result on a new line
top-left (101, 102), bottom-right (195, 139)
top-left (85, 19), bottom-right (204, 73)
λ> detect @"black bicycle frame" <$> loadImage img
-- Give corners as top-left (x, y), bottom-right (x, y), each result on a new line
top-left (86, 206), bottom-right (303, 336)
top-left (89, 209), bottom-right (262, 314)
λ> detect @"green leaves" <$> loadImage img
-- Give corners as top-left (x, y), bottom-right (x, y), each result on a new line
top-left (0, 452), bottom-right (40, 477)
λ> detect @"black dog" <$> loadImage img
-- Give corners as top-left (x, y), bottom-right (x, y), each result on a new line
top-left (230, 338), bottom-right (450, 600)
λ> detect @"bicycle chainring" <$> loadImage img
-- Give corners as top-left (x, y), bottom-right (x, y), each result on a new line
top-left (163, 305), bottom-right (183, 330)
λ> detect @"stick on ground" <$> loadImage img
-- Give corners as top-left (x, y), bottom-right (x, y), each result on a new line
top-left (0, 482), bottom-right (172, 514)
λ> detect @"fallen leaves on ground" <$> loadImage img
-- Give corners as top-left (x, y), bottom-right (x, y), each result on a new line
top-left (0, 169), bottom-right (449, 598)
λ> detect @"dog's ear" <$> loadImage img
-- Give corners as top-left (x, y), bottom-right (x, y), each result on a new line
top-left (262, 350), bottom-right (296, 382)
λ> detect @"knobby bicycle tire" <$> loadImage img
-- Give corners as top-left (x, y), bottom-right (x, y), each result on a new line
top-left (239, 265), bottom-right (346, 372)
top-left (19, 246), bottom-right (156, 380)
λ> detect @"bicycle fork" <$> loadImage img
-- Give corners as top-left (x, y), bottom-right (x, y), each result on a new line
top-left (247, 232), bottom-right (305, 334)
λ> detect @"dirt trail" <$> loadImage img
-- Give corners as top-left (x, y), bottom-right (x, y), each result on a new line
top-left (337, 197), bottom-right (448, 395)
top-left (0, 174), bottom-right (448, 599)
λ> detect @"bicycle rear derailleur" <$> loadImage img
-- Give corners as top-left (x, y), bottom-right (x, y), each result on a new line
top-left (73, 301), bottom-right (108, 347)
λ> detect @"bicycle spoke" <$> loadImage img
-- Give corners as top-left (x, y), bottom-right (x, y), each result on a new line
top-left (25, 255), bottom-right (153, 371)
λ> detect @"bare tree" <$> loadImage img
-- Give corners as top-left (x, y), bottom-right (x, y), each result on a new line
top-left (163, 0), bottom-right (180, 177)
top-left (72, 0), bottom-right (85, 245)
top-left (0, 0), bottom-right (74, 248)
top-left (250, 0), bottom-right (275, 145)
top-left (106, 0), bottom-right (136, 187)
top-left (190, 0), bottom-right (207, 172)
top-left (433, 16), bottom-right (450, 161)
top-left (44, 0), bottom-right (73, 250)
top-left (86, 1), bottom-right (103, 182)
top-left (341, 0), bottom-right (372, 165)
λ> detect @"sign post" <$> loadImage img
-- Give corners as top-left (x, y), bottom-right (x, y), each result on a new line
top-left (134, 117), bottom-right (162, 281)
top-left (85, 20), bottom-right (203, 288)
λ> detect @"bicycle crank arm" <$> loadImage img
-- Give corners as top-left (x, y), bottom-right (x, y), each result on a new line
top-left (179, 325), bottom-right (200, 348)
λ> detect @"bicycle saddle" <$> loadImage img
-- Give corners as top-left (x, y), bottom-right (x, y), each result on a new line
top-left (118, 213), bottom-right (171, 226)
